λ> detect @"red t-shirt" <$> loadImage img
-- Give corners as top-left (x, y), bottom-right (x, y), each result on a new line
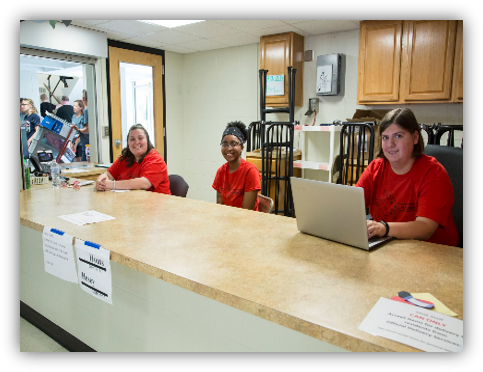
top-left (212, 159), bottom-right (261, 211)
top-left (355, 155), bottom-right (459, 246)
top-left (108, 149), bottom-right (171, 195)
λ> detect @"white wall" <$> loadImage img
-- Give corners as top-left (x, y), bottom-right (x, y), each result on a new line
top-left (166, 44), bottom-right (259, 202)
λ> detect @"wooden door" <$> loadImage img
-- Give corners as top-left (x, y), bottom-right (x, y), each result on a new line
top-left (108, 46), bottom-right (164, 160)
top-left (357, 20), bottom-right (403, 103)
top-left (401, 20), bottom-right (457, 102)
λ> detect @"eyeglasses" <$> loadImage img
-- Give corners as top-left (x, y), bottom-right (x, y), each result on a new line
top-left (220, 141), bottom-right (241, 149)
top-left (20, 103), bottom-right (29, 106)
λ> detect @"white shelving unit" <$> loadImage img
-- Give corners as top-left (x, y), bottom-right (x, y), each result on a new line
top-left (293, 125), bottom-right (341, 183)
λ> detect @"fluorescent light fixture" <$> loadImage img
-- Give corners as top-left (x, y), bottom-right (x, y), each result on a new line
top-left (139, 20), bottom-right (204, 28)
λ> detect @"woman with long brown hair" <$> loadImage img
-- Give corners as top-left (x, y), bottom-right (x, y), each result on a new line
top-left (95, 124), bottom-right (170, 194)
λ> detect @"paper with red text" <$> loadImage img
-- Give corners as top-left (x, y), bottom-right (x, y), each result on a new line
top-left (358, 297), bottom-right (463, 352)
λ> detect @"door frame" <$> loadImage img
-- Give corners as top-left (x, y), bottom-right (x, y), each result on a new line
top-left (106, 40), bottom-right (167, 163)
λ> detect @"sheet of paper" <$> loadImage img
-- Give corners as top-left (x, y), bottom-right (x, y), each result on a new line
top-left (110, 189), bottom-right (130, 193)
top-left (74, 238), bottom-right (112, 305)
top-left (317, 65), bottom-right (333, 93)
top-left (58, 210), bottom-right (115, 226)
top-left (358, 297), bottom-right (463, 352)
top-left (266, 74), bottom-right (284, 96)
top-left (42, 226), bottom-right (78, 283)
top-left (413, 293), bottom-right (458, 317)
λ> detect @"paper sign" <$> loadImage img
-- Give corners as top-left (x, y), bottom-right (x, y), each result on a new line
top-left (59, 210), bottom-right (115, 226)
top-left (42, 226), bottom-right (78, 283)
top-left (358, 297), bottom-right (463, 352)
top-left (267, 75), bottom-right (284, 96)
top-left (74, 238), bottom-right (112, 305)
top-left (317, 65), bottom-right (332, 93)
top-left (412, 293), bottom-right (458, 317)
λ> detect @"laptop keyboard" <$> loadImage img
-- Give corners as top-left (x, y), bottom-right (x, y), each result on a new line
top-left (368, 236), bottom-right (391, 248)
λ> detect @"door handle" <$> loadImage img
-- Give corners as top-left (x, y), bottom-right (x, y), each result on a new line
top-left (115, 139), bottom-right (121, 146)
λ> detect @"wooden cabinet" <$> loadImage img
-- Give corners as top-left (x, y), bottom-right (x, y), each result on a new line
top-left (357, 20), bottom-right (462, 104)
top-left (357, 20), bottom-right (403, 103)
top-left (260, 32), bottom-right (304, 107)
top-left (452, 20), bottom-right (463, 102)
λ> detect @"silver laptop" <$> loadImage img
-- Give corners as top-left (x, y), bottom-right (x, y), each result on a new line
top-left (290, 177), bottom-right (393, 250)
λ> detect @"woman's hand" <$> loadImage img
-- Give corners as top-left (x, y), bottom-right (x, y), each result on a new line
top-left (96, 173), bottom-right (108, 191)
top-left (366, 220), bottom-right (386, 239)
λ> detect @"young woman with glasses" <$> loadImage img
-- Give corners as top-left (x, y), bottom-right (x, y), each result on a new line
top-left (212, 121), bottom-right (261, 211)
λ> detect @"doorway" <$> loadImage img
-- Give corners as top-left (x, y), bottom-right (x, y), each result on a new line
top-left (19, 49), bottom-right (100, 163)
top-left (108, 43), bottom-right (165, 162)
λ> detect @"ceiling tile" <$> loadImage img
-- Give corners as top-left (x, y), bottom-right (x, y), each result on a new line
top-left (174, 20), bottom-right (239, 38)
top-left (214, 20), bottom-right (286, 31)
top-left (177, 39), bottom-right (231, 52)
top-left (71, 20), bottom-right (111, 26)
top-left (122, 37), bottom-right (167, 50)
top-left (144, 29), bottom-right (201, 44)
top-left (91, 20), bottom-right (165, 35)
top-left (293, 20), bottom-right (360, 35)
top-left (161, 44), bottom-right (198, 54)
top-left (210, 32), bottom-right (261, 47)
top-left (247, 24), bottom-right (310, 37)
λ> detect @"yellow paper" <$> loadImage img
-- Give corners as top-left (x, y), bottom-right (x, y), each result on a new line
top-left (413, 293), bottom-right (458, 317)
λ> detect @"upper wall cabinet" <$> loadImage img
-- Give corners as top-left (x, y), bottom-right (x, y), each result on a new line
top-left (357, 20), bottom-right (462, 104)
top-left (260, 32), bottom-right (304, 107)
top-left (357, 20), bottom-right (403, 103)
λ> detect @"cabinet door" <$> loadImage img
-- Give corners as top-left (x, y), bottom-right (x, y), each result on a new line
top-left (261, 33), bottom-right (291, 106)
top-left (357, 21), bottom-right (403, 103)
top-left (452, 20), bottom-right (463, 102)
top-left (401, 20), bottom-right (457, 101)
top-left (260, 32), bottom-right (304, 107)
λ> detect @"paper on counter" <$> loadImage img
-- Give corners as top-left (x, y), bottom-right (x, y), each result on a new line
top-left (358, 297), bottom-right (463, 352)
top-left (110, 189), bottom-right (130, 193)
top-left (58, 210), bottom-right (115, 226)
top-left (42, 226), bottom-right (78, 283)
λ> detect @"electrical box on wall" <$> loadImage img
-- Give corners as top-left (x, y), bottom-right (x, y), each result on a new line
top-left (316, 53), bottom-right (343, 96)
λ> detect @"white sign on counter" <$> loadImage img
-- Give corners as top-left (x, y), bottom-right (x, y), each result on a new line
top-left (74, 238), bottom-right (112, 305)
top-left (358, 297), bottom-right (463, 352)
top-left (42, 226), bottom-right (78, 283)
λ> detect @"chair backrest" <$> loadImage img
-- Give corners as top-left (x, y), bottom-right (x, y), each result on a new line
top-left (434, 124), bottom-right (463, 147)
top-left (423, 145), bottom-right (463, 248)
top-left (337, 122), bottom-right (376, 186)
top-left (420, 123), bottom-right (436, 145)
top-left (168, 174), bottom-right (189, 197)
top-left (258, 194), bottom-right (274, 213)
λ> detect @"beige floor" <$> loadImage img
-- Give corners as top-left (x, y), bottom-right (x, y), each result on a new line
top-left (20, 317), bottom-right (69, 352)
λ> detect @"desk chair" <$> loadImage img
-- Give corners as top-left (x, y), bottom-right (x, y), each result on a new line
top-left (168, 175), bottom-right (189, 197)
top-left (434, 124), bottom-right (463, 148)
top-left (424, 145), bottom-right (463, 248)
top-left (258, 194), bottom-right (274, 213)
top-left (337, 122), bottom-right (375, 186)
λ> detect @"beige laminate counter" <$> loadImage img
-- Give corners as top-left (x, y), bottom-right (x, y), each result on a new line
top-left (60, 163), bottom-right (106, 181)
top-left (19, 185), bottom-right (463, 352)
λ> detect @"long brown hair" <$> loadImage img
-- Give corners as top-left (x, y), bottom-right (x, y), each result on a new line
top-left (119, 124), bottom-right (155, 167)
top-left (377, 108), bottom-right (424, 160)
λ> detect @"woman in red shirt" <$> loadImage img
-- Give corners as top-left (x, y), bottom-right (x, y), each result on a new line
top-left (96, 124), bottom-right (170, 194)
top-left (356, 108), bottom-right (458, 246)
top-left (212, 121), bottom-right (261, 211)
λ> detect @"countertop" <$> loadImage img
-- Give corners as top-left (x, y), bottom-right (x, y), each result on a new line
top-left (19, 186), bottom-right (463, 352)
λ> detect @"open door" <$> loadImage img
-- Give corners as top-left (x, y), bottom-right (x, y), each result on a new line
top-left (108, 45), bottom-right (165, 161)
